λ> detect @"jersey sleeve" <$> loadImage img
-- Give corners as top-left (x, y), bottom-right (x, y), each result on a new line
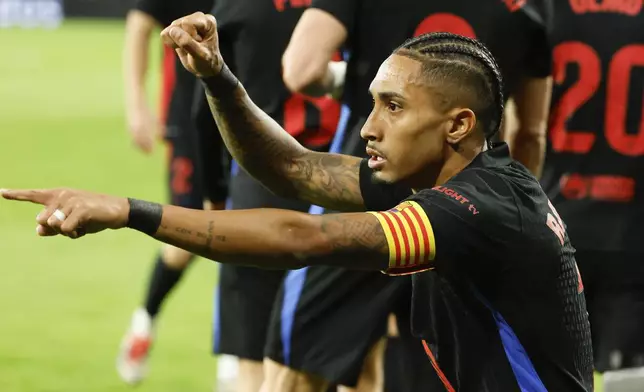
top-left (132, 0), bottom-right (171, 27)
top-left (522, 0), bottom-right (553, 77)
top-left (211, 0), bottom-right (236, 74)
top-left (359, 158), bottom-right (413, 211)
top-left (367, 200), bottom-right (437, 276)
top-left (311, 0), bottom-right (360, 36)
top-left (133, 0), bottom-right (214, 28)
top-left (366, 169), bottom-right (520, 276)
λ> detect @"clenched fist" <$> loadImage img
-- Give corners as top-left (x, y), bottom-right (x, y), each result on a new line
top-left (161, 12), bottom-right (224, 78)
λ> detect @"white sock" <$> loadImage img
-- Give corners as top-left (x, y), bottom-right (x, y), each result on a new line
top-left (215, 355), bottom-right (239, 392)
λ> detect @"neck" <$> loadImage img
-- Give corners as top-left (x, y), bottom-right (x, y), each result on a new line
top-left (435, 145), bottom-right (483, 185)
top-left (407, 141), bottom-right (487, 190)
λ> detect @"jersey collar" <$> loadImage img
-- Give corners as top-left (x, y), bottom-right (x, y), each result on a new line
top-left (468, 142), bottom-right (513, 168)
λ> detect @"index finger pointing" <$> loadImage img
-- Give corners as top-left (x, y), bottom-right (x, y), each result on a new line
top-left (0, 189), bottom-right (52, 205)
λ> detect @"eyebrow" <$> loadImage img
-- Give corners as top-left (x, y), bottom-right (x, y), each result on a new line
top-left (369, 90), bottom-right (406, 101)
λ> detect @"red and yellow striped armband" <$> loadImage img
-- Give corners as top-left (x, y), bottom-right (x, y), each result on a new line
top-left (367, 200), bottom-right (436, 276)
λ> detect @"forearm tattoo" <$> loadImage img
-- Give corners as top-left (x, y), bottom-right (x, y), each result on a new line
top-left (205, 87), bottom-right (364, 212)
top-left (320, 214), bottom-right (388, 252)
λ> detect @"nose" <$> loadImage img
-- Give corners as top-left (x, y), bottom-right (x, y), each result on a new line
top-left (360, 111), bottom-right (381, 142)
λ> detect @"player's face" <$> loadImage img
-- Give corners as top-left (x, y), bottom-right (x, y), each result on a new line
top-left (362, 54), bottom-right (459, 185)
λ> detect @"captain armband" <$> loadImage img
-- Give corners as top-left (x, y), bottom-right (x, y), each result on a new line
top-left (367, 201), bottom-right (436, 276)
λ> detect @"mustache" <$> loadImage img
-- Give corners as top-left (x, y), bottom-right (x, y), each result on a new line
top-left (366, 145), bottom-right (386, 158)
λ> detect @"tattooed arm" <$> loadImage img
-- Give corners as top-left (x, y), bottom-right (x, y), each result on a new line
top-left (0, 188), bottom-right (407, 272)
top-left (159, 12), bottom-right (365, 212)
top-left (206, 85), bottom-right (364, 212)
top-left (0, 189), bottom-right (387, 270)
top-left (151, 205), bottom-right (388, 269)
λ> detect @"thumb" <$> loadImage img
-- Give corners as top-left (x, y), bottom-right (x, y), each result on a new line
top-left (169, 27), bottom-right (210, 60)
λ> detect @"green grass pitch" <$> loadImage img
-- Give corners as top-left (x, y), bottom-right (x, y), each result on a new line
top-left (0, 20), bottom-right (219, 391)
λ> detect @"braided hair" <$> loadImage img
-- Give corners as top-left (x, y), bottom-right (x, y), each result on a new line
top-left (394, 32), bottom-right (504, 142)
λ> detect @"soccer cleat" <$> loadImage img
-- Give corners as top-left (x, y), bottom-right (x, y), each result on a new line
top-left (116, 308), bottom-right (154, 385)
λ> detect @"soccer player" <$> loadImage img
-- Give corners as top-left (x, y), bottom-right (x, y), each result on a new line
top-left (191, 1), bottom-right (342, 390)
top-left (284, 0), bottom-right (552, 176)
top-left (272, 0), bottom-right (555, 390)
top-left (2, 13), bottom-right (594, 392)
top-left (539, 2), bottom-right (644, 390)
top-left (120, 0), bottom-right (227, 384)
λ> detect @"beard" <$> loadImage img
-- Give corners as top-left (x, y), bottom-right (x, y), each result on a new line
top-left (370, 171), bottom-right (396, 185)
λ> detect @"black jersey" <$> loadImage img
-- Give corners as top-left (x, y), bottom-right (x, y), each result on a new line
top-left (212, 0), bottom-right (341, 148)
top-left (312, 0), bottom-right (552, 156)
top-left (540, 1), bottom-right (644, 252)
top-left (133, 0), bottom-right (214, 131)
top-left (361, 144), bottom-right (593, 391)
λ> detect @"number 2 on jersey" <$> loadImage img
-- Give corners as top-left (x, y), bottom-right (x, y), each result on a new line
top-left (551, 42), bottom-right (644, 156)
top-left (283, 94), bottom-right (340, 145)
top-left (282, 51), bottom-right (342, 145)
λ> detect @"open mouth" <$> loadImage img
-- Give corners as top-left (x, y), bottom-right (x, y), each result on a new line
top-left (366, 147), bottom-right (387, 169)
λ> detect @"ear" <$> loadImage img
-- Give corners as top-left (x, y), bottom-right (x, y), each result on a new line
top-left (445, 108), bottom-right (476, 145)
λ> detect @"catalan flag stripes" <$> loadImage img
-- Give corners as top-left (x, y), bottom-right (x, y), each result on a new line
top-left (368, 201), bottom-right (436, 270)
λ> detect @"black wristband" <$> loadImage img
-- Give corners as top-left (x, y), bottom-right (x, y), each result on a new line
top-left (126, 198), bottom-right (163, 235)
top-left (201, 62), bottom-right (239, 96)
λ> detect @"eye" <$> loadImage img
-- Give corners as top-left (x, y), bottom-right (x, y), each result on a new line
top-left (387, 101), bottom-right (401, 112)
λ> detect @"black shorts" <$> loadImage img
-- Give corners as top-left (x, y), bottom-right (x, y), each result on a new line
top-left (576, 250), bottom-right (644, 372)
top-left (265, 268), bottom-right (425, 387)
top-left (165, 79), bottom-right (229, 209)
top-left (213, 164), bottom-right (313, 361)
top-left (165, 132), bottom-right (224, 209)
top-left (165, 120), bottom-right (228, 209)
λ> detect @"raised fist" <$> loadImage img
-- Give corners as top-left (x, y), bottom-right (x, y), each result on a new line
top-left (161, 12), bottom-right (223, 78)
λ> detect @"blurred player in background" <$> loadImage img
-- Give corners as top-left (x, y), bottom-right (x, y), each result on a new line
top-left (269, 0), bottom-right (555, 391)
top-left (120, 0), bottom-right (228, 385)
top-left (189, 0), bottom-right (342, 390)
top-left (540, 2), bottom-right (644, 391)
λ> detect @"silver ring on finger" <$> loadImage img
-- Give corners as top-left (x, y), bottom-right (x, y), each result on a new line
top-left (53, 209), bottom-right (66, 222)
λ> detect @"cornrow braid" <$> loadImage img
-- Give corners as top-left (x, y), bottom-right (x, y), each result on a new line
top-left (394, 32), bottom-right (505, 142)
